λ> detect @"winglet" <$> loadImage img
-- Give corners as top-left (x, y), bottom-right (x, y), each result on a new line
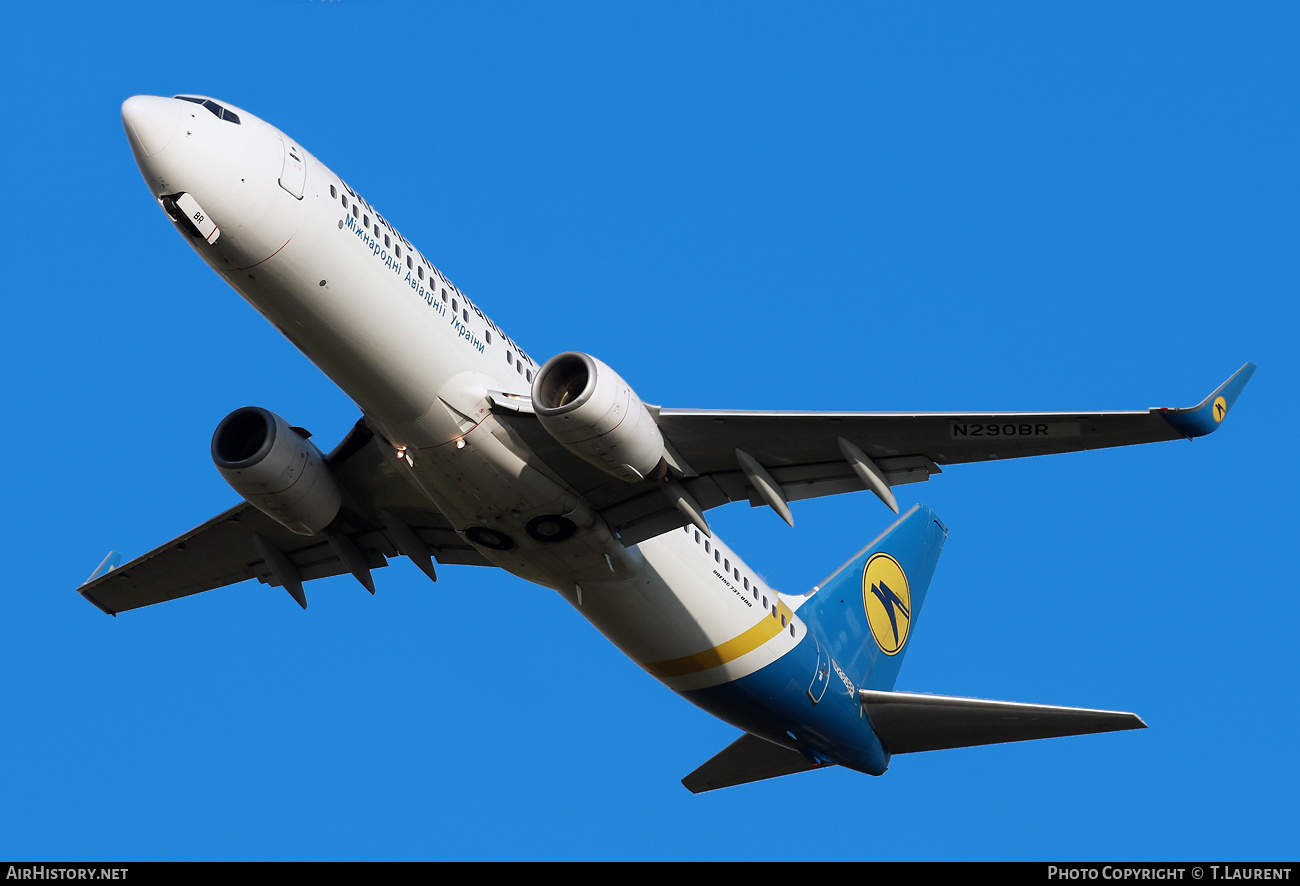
top-left (79, 552), bottom-right (123, 617)
top-left (1157, 362), bottom-right (1256, 438)
top-left (84, 551), bottom-right (122, 585)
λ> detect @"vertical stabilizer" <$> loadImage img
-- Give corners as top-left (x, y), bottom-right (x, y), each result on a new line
top-left (798, 504), bottom-right (947, 692)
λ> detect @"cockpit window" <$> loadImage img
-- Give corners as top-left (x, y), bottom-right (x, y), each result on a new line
top-left (173, 96), bottom-right (240, 125)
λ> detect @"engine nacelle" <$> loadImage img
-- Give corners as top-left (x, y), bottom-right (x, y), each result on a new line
top-left (211, 406), bottom-right (342, 536)
top-left (532, 352), bottom-right (665, 482)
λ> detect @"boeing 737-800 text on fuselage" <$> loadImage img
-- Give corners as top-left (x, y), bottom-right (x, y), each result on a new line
top-left (84, 94), bottom-right (1255, 791)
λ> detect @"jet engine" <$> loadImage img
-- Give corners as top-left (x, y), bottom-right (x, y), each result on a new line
top-left (211, 406), bottom-right (342, 536)
top-left (532, 352), bottom-right (665, 482)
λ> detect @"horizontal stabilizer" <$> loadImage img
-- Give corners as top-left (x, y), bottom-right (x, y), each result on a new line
top-left (860, 690), bottom-right (1145, 754)
top-left (682, 733), bottom-right (825, 793)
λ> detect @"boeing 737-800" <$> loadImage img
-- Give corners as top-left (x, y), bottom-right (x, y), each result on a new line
top-left (83, 94), bottom-right (1255, 792)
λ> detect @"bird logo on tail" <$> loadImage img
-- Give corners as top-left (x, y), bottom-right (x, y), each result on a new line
top-left (862, 552), bottom-right (912, 655)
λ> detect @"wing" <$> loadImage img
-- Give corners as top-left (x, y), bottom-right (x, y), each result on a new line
top-left (490, 362), bottom-right (1256, 545)
top-left (78, 420), bottom-right (493, 616)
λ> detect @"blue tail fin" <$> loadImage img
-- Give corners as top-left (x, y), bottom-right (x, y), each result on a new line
top-left (798, 504), bottom-right (947, 692)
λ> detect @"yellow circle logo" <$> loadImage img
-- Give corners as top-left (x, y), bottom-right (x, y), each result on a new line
top-left (1213, 396), bottom-right (1228, 423)
top-left (862, 552), bottom-right (912, 655)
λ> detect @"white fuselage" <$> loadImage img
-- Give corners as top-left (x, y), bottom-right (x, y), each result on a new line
top-left (124, 95), bottom-right (808, 732)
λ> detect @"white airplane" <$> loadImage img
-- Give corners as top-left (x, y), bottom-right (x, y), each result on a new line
top-left (86, 94), bottom-right (1255, 792)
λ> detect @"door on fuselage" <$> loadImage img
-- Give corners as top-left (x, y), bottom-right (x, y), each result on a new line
top-left (277, 136), bottom-right (306, 199)
top-left (807, 636), bottom-right (830, 704)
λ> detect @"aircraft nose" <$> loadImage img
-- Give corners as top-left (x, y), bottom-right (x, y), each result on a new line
top-left (122, 95), bottom-right (180, 158)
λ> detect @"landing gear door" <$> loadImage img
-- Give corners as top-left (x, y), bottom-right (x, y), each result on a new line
top-left (278, 136), bottom-right (306, 200)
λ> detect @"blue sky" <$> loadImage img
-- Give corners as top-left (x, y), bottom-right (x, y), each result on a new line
top-left (3, 2), bottom-right (1295, 861)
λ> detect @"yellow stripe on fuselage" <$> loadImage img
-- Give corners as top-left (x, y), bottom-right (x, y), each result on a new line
top-left (644, 601), bottom-right (795, 679)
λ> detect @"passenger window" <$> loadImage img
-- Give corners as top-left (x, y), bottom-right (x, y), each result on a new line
top-left (396, 245), bottom-right (402, 259)
top-left (526, 370), bottom-right (533, 382)
top-left (330, 185), bottom-right (337, 198)
top-left (363, 214), bottom-right (369, 228)
top-left (418, 266), bottom-right (424, 280)
top-left (342, 196), bottom-right (348, 209)
top-left (485, 330), bottom-right (491, 343)
top-left (452, 299), bottom-right (458, 313)
top-left (724, 558), bottom-right (730, 571)
top-left (506, 351), bottom-right (513, 364)
top-left (407, 257), bottom-right (413, 269)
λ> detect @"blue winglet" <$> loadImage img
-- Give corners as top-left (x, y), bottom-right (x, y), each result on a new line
top-left (85, 551), bottom-right (122, 584)
top-left (1158, 362), bottom-right (1256, 438)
